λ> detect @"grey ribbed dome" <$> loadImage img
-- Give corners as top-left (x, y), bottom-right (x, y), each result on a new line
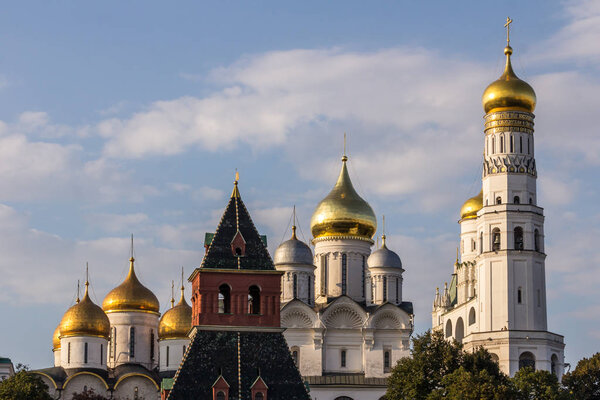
top-left (368, 244), bottom-right (402, 269)
top-left (274, 235), bottom-right (313, 266)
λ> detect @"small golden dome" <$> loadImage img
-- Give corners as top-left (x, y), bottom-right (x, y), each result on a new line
top-left (159, 285), bottom-right (192, 340)
top-left (310, 155), bottom-right (377, 240)
top-left (102, 257), bottom-right (160, 314)
top-left (52, 324), bottom-right (61, 350)
top-left (59, 282), bottom-right (110, 339)
top-left (460, 190), bottom-right (483, 220)
top-left (482, 46), bottom-right (536, 114)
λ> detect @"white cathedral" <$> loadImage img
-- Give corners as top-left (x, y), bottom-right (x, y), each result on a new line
top-left (32, 22), bottom-right (565, 400)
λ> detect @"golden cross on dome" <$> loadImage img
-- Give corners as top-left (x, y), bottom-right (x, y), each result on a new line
top-left (504, 16), bottom-right (513, 46)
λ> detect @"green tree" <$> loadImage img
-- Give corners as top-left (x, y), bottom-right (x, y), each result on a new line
top-left (562, 352), bottom-right (600, 400)
top-left (511, 367), bottom-right (567, 400)
top-left (71, 387), bottom-right (110, 400)
top-left (0, 364), bottom-right (52, 400)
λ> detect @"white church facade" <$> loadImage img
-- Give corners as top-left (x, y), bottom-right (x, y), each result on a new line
top-left (431, 34), bottom-right (565, 378)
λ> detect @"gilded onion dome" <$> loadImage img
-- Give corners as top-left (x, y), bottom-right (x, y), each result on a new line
top-left (102, 256), bottom-right (160, 314)
top-left (159, 285), bottom-right (192, 340)
top-left (367, 235), bottom-right (402, 269)
top-left (59, 281), bottom-right (110, 339)
top-left (52, 324), bottom-right (61, 351)
top-left (460, 190), bottom-right (483, 220)
top-left (482, 45), bottom-right (536, 114)
top-left (274, 226), bottom-right (313, 265)
top-left (310, 155), bottom-right (377, 240)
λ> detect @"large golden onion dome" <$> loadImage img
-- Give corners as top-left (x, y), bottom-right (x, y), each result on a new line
top-left (460, 190), bottom-right (483, 220)
top-left (102, 257), bottom-right (160, 314)
top-left (482, 45), bottom-right (536, 114)
top-left (159, 284), bottom-right (192, 340)
top-left (52, 324), bottom-right (61, 351)
top-left (310, 155), bottom-right (377, 240)
top-left (59, 281), bottom-right (110, 339)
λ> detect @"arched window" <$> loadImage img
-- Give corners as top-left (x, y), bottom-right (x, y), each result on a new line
top-left (445, 320), bottom-right (453, 338)
top-left (84, 342), bottom-right (88, 364)
top-left (100, 344), bottom-right (103, 365)
top-left (492, 228), bottom-right (501, 251)
top-left (514, 227), bottom-right (524, 250)
top-left (479, 232), bottom-right (483, 254)
top-left (166, 346), bottom-right (170, 367)
top-left (529, 197), bottom-right (533, 205)
top-left (492, 137), bottom-right (495, 154)
top-left (514, 196), bottom-right (520, 204)
top-left (383, 276), bottom-right (387, 302)
top-left (248, 285), bottom-right (261, 314)
top-left (510, 135), bottom-right (514, 152)
top-left (519, 352), bottom-right (536, 370)
top-left (216, 391), bottom-right (226, 400)
top-left (468, 307), bottom-right (476, 325)
top-left (455, 318), bottom-right (464, 343)
top-left (384, 350), bottom-right (391, 372)
top-left (335, 397), bottom-right (354, 400)
top-left (293, 274), bottom-right (298, 299)
top-left (551, 354), bottom-right (559, 376)
top-left (517, 287), bottom-right (523, 304)
top-left (255, 393), bottom-right (264, 400)
top-left (500, 135), bottom-right (504, 152)
top-left (520, 136), bottom-right (523, 153)
top-left (496, 196), bottom-right (502, 205)
top-left (321, 255), bottom-right (328, 296)
top-left (68, 342), bottom-right (71, 364)
top-left (341, 253), bottom-right (347, 295)
top-left (218, 284), bottom-right (231, 314)
top-left (490, 353), bottom-right (499, 364)
top-left (341, 349), bottom-right (347, 367)
top-left (534, 229), bottom-right (540, 252)
top-left (129, 327), bottom-right (135, 358)
top-left (471, 239), bottom-right (476, 252)
top-left (150, 330), bottom-right (155, 361)
top-left (291, 346), bottom-right (299, 367)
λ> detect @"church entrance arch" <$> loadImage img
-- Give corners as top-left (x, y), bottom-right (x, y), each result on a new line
top-left (455, 317), bottom-right (464, 343)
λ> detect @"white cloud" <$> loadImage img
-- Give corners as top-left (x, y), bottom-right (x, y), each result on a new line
top-left (85, 213), bottom-right (150, 233)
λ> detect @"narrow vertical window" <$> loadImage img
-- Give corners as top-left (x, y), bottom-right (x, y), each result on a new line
top-left (518, 288), bottom-right (522, 304)
top-left (361, 255), bottom-right (366, 298)
top-left (218, 284), bottom-right (231, 313)
top-left (150, 330), bottom-right (155, 361)
top-left (514, 196), bottom-right (520, 204)
top-left (341, 253), bottom-right (347, 296)
top-left (492, 228), bottom-right (501, 251)
top-left (321, 255), bottom-right (328, 296)
top-left (496, 196), bottom-right (502, 205)
top-left (520, 136), bottom-right (523, 153)
top-left (109, 327), bottom-right (114, 358)
top-left (84, 342), bottom-right (88, 364)
top-left (293, 273), bottom-right (298, 299)
top-left (384, 350), bottom-right (391, 372)
top-left (183, 345), bottom-right (186, 354)
top-left (129, 327), bottom-right (135, 358)
top-left (510, 135), bottom-right (514, 152)
top-left (492, 137), bottom-right (495, 154)
top-left (534, 229), bottom-right (540, 252)
top-left (68, 342), bottom-right (71, 364)
top-left (479, 232), bottom-right (483, 254)
top-left (100, 344), bottom-right (103, 365)
top-left (395, 277), bottom-right (399, 304)
top-left (500, 135), bottom-right (504, 152)
top-left (341, 350), bottom-right (346, 367)
top-left (166, 346), bottom-right (170, 367)
top-left (307, 275), bottom-right (312, 304)
top-left (514, 227), bottom-right (524, 250)
top-left (370, 277), bottom-right (374, 303)
top-left (383, 276), bottom-right (387, 302)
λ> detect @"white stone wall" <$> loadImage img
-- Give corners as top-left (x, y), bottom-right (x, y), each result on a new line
top-left (59, 336), bottom-right (108, 370)
top-left (313, 238), bottom-right (372, 302)
top-left (277, 263), bottom-right (316, 305)
top-left (53, 349), bottom-right (61, 367)
top-left (368, 266), bottom-right (403, 305)
top-left (113, 375), bottom-right (160, 400)
top-left (158, 338), bottom-right (190, 371)
top-left (61, 373), bottom-right (111, 399)
top-left (106, 311), bottom-right (159, 369)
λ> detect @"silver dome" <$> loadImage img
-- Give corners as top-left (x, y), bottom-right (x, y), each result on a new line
top-left (368, 244), bottom-right (402, 269)
top-left (274, 237), bottom-right (313, 266)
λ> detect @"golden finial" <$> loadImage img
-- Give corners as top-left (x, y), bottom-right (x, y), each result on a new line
top-left (291, 205), bottom-right (297, 239)
top-left (381, 215), bottom-right (387, 247)
top-left (342, 133), bottom-right (348, 162)
top-left (504, 16), bottom-right (513, 46)
top-left (180, 266), bottom-right (185, 295)
top-left (231, 169), bottom-right (241, 198)
top-left (85, 262), bottom-right (89, 287)
top-left (170, 280), bottom-right (175, 308)
top-left (76, 280), bottom-right (80, 303)
top-left (129, 234), bottom-right (135, 263)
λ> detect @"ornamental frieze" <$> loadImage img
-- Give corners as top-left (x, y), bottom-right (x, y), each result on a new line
top-left (482, 154), bottom-right (536, 176)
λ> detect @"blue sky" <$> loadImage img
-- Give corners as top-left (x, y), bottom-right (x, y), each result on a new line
top-left (0, 0), bottom-right (598, 369)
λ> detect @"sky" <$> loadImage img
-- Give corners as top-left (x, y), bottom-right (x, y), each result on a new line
top-left (0, 0), bottom-right (598, 370)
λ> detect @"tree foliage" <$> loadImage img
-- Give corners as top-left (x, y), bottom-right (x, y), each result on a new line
top-left (562, 352), bottom-right (600, 400)
top-left (71, 387), bottom-right (111, 400)
top-left (0, 364), bottom-right (52, 400)
top-left (512, 367), bottom-right (566, 400)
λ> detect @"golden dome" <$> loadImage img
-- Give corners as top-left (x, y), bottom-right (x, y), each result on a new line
top-left (460, 190), bottom-right (483, 220)
top-left (102, 257), bottom-right (160, 314)
top-left (482, 46), bottom-right (536, 114)
top-left (52, 324), bottom-right (61, 350)
top-left (159, 285), bottom-right (192, 340)
top-left (59, 281), bottom-right (110, 339)
top-left (310, 155), bottom-right (377, 240)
